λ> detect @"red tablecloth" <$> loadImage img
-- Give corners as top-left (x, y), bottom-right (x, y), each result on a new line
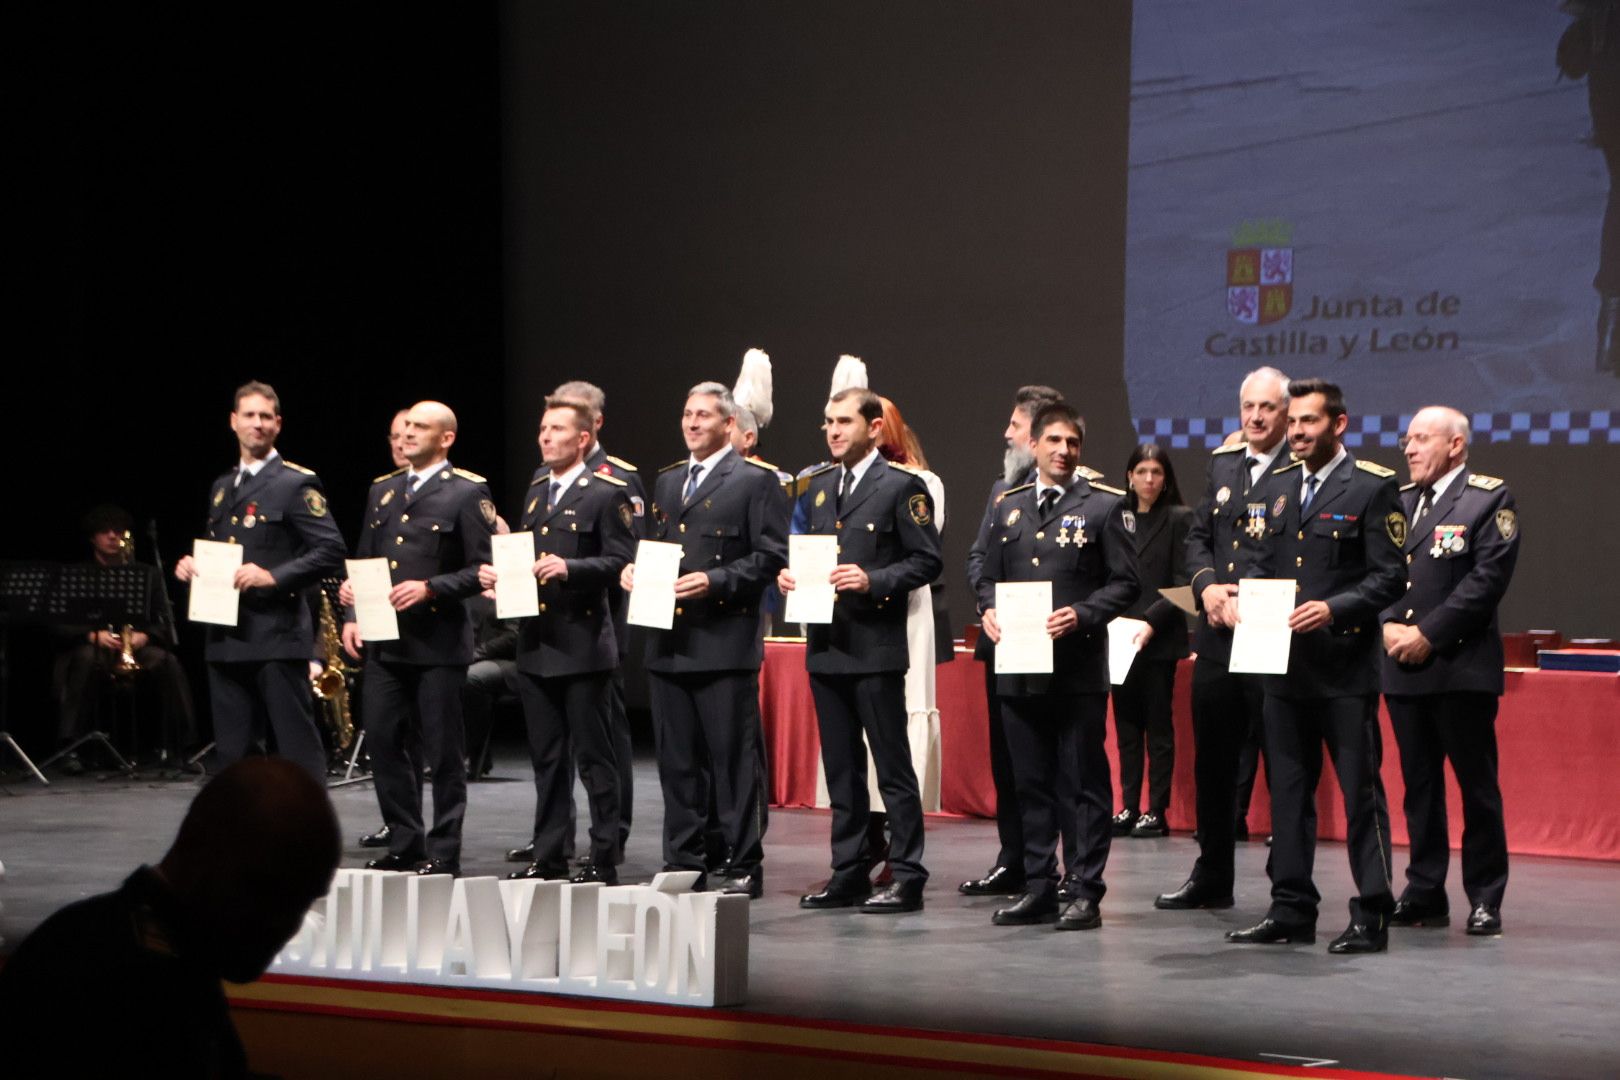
top-left (759, 640), bottom-right (1620, 862)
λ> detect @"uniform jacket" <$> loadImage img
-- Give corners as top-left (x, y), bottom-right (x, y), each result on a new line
top-left (585, 444), bottom-right (646, 657)
top-left (1256, 453), bottom-right (1407, 699)
top-left (973, 476), bottom-right (1140, 695)
top-left (966, 469), bottom-right (1033, 662)
top-left (352, 463), bottom-right (494, 667)
top-left (201, 457), bottom-right (346, 662)
top-left (1185, 442), bottom-right (1285, 666)
top-left (1123, 502), bottom-right (1193, 662)
top-left (795, 456), bottom-right (943, 675)
top-left (513, 467), bottom-right (635, 677)
top-left (644, 450), bottom-right (789, 674)
top-left (1380, 469), bottom-right (1520, 696)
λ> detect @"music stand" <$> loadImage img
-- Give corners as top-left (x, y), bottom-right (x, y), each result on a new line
top-left (1, 561), bottom-right (148, 784)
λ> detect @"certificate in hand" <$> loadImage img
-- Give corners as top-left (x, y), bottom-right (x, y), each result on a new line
top-left (1107, 616), bottom-right (1150, 685)
top-left (491, 531), bottom-right (539, 620)
top-left (1228, 577), bottom-right (1296, 675)
top-left (345, 557), bottom-right (400, 642)
top-left (993, 581), bottom-right (1054, 675)
top-left (187, 539), bottom-right (243, 626)
top-left (627, 540), bottom-right (683, 630)
top-left (784, 535), bottom-right (838, 624)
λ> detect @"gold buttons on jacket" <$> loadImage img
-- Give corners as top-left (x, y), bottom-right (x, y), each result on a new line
top-left (401, 514), bottom-right (410, 522)
top-left (1296, 556), bottom-right (1303, 567)
top-left (395, 536), bottom-right (403, 545)
top-left (1232, 540), bottom-right (1239, 550)
top-left (390, 560), bottom-right (398, 570)
top-left (1405, 608), bottom-right (1414, 619)
top-left (1297, 530), bottom-right (1304, 540)
top-left (540, 526), bottom-right (549, 535)
top-left (1035, 531), bottom-right (1045, 540)
top-left (1032, 557), bottom-right (1040, 566)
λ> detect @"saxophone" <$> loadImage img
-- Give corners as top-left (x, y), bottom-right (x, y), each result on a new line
top-left (311, 590), bottom-right (355, 749)
top-left (110, 530), bottom-right (141, 680)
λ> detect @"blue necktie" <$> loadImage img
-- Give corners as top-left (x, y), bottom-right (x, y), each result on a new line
top-left (548, 480), bottom-right (562, 512)
top-left (684, 464), bottom-right (704, 503)
top-left (1301, 474), bottom-right (1319, 514)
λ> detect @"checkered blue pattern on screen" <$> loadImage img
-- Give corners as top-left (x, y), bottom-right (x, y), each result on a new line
top-left (1134, 411), bottom-right (1618, 449)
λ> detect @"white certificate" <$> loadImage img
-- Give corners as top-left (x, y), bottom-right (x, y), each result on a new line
top-left (784, 535), bottom-right (839, 624)
top-left (346, 557), bottom-right (400, 642)
top-left (491, 531), bottom-right (539, 620)
top-left (1228, 577), bottom-right (1297, 675)
top-left (994, 581), bottom-right (1054, 675)
top-left (627, 540), bottom-right (683, 630)
top-left (1107, 616), bottom-right (1151, 685)
top-left (187, 539), bottom-right (243, 626)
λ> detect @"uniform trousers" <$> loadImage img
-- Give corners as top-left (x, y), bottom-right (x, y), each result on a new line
top-left (208, 659), bottom-right (326, 781)
top-left (1263, 693), bottom-right (1394, 927)
top-left (982, 659), bottom-right (1025, 871)
top-left (809, 672), bottom-right (927, 885)
top-left (648, 670), bottom-right (767, 875)
top-left (1188, 658), bottom-right (1265, 894)
top-left (516, 670), bottom-right (621, 869)
top-left (365, 660), bottom-right (468, 864)
top-left (606, 670), bottom-right (635, 850)
top-left (1111, 658), bottom-right (1177, 816)
top-left (1000, 691), bottom-right (1112, 900)
top-left (1386, 692), bottom-right (1508, 910)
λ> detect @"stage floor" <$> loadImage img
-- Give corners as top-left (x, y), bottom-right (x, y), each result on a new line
top-left (3, 749), bottom-right (1616, 1079)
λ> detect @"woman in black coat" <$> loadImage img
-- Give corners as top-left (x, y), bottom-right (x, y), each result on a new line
top-left (1111, 443), bottom-right (1192, 838)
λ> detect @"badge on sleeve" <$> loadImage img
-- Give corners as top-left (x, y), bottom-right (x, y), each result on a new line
top-left (1272, 493), bottom-right (1288, 519)
top-left (1385, 511), bottom-right (1408, 547)
top-left (630, 495), bottom-right (645, 518)
top-left (1121, 510), bottom-right (1136, 534)
top-left (618, 503), bottom-right (633, 529)
top-left (302, 489), bottom-right (328, 518)
top-left (479, 499), bottom-right (498, 527)
top-left (1495, 509), bottom-right (1517, 541)
top-left (909, 494), bottom-right (932, 526)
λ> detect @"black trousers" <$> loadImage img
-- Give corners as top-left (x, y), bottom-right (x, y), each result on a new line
top-left (981, 659), bottom-right (1024, 870)
top-left (364, 661), bottom-right (469, 864)
top-left (1111, 657), bottom-right (1177, 815)
top-left (1233, 695), bottom-right (1269, 826)
top-left (1188, 658), bottom-right (1266, 893)
top-left (809, 671), bottom-right (926, 885)
top-left (1001, 691), bottom-right (1112, 900)
top-left (1264, 693), bottom-right (1395, 928)
top-left (1386, 692), bottom-right (1509, 910)
top-left (209, 659), bottom-right (326, 781)
top-left (606, 670), bottom-right (635, 850)
top-left (648, 670), bottom-right (767, 875)
top-left (516, 669), bottom-right (621, 868)
top-left (56, 643), bottom-right (195, 752)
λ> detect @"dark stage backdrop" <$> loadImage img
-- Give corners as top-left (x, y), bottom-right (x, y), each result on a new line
top-left (500, 0), bottom-right (1138, 632)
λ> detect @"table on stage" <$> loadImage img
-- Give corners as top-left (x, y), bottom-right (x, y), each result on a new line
top-left (757, 639), bottom-right (1620, 863)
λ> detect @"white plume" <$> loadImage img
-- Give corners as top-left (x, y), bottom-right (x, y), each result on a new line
top-left (732, 348), bottom-right (774, 428)
top-left (829, 354), bottom-right (868, 400)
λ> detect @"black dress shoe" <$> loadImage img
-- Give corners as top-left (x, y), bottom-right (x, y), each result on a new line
top-left (414, 859), bottom-right (460, 877)
top-left (506, 842), bottom-right (535, 863)
top-left (506, 862), bottom-right (569, 881)
top-left (1465, 903), bottom-right (1503, 936)
top-left (1130, 812), bottom-right (1169, 838)
top-left (1327, 922), bottom-right (1387, 954)
top-left (992, 890), bottom-right (1059, 926)
top-left (366, 853), bottom-right (421, 872)
top-left (1154, 880), bottom-right (1234, 910)
top-left (858, 880), bottom-right (924, 914)
top-left (958, 865), bottom-right (1026, 896)
top-left (718, 872), bottom-right (763, 899)
top-left (571, 863), bottom-right (618, 885)
top-left (358, 824), bottom-right (392, 849)
top-left (1226, 918), bottom-right (1314, 945)
top-left (1055, 897), bottom-right (1101, 931)
top-left (800, 878), bottom-right (873, 910)
top-left (1390, 898), bottom-right (1450, 927)
top-left (1110, 809), bottom-right (1138, 836)
top-left (1057, 872), bottom-right (1081, 903)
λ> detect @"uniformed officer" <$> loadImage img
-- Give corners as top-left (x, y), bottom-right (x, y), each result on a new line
top-left (1381, 406), bottom-right (1521, 937)
top-left (975, 402), bottom-right (1140, 929)
top-left (1156, 366), bottom-right (1290, 911)
top-left (175, 381), bottom-right (346, 781)
top-left (482, 398), bottom-right (635, 884)
top-left (1227, 378), bottom-right (1406, 954)
top-left (960, 385), bottom-right (1064, 897)
top-left (626, 381), bottom-right (788, 898)
top-left (340, 400), bottom-right (494, 876)
top-left (780, 387), bottom-right (943, 913)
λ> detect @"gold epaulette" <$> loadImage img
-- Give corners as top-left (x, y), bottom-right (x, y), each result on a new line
top-left (1467, 473), bottom-right (1504, 490)
top-left (527, 473), bottom-right (547, 488)
top-left (804, 462), bottom-right (839, 479)
top-left (1272, 459), bottom-right (1304, 474)
top-left (1400, 482), bottom-right (1418, 492)
top-left (1212, 442), bottom-right (1246, 455)
top-left (373, 467), bottom-right (407, 484)
top-left (594, 472), bottom-right (627, 487)
top-left (452, 467), bottom-right (487, 483)
top-left (1077, 465), bottom-right (1105, 480)
top-left (1090, 481), bottom-right (1127, 496)
top-left (281, 460), bottom-right (315, 475)
top-left (605, 454), bottom-right (638, 472)
top-left (995, 482), bottom-right (1034, 503)
top-left (888, 461), bottom-right (921, 474)
top-left (658, 460), bottom-right (687, 474)
top-left (744, 456), bottom-right (778, 471)
top-left (1355, 459), bottom-right (1395, 478)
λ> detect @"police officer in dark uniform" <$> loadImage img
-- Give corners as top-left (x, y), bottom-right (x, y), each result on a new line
top-left (1381, 406), bottom-right (1521, 937)
top-left (341, 400), bottom-right (494, 876)
top-left (1156, 367), bottom-right (1289, 911)
top-left (175, 381), bottom-right (346, 782)
top-left (974, 402), bottom-right (1139, 930)
top-left (960, 385), bottom-right (1064, 897)
top-left (628, 381), bottom-right (788, 899)
top-left (1227, 378), bottom-right (1406, 954)
top-left (782, 387), bottom-right (943, 913)
top-left (483, 397), bottom-right (635, 884)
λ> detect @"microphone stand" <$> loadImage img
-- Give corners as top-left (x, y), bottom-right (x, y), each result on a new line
top-left (146, 521), bottom-right (201, 778)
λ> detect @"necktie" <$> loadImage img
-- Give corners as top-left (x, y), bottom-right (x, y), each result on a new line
top-left (1039, 488), bottom-right (1059, 516)
top-left (1243, 456), bottom-right (1258, 496)
top-left (837, 469), bottom-right (855, 514)
top-left (235, 467), bottom-right (251, 488)
top-left (1301, 474), bottom-right (1319, 514)
top-left (1414, 487), bottom-right (1434, 525)
top-left (684, 464), bottom-right (704, 503)
top-left (548, 480), bottom-right (562, 512)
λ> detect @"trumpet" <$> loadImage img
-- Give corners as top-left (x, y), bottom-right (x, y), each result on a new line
top-left (110, 531), bottom-right (141, 680)
top-left (312, 590), bottom-right (355, 749)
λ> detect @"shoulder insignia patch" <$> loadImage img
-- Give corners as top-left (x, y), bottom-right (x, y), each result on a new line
top-left (595, 472), bottom-right (628, 487)
top-left (479, 498), bottom-right (497, 527)
top-left (995, 482), bottom-right (1034, 504)
top-left (1212, 443), bottom-right (1246, 456)
top-left (908, 493), bottom-right (932, 526)
top-left (605, 454), bottom-right (639, 473)
top-left (281, 460), bottom-right (315, 475)
top-left (1355, 459), bottom-right (1396, 478)
top-left (1121, 509), bottom-right (1137, 534)
top-left (1468, 473), bottom-right (1504, 491)
top-left (1272, 460), bottom-right (1304, 475)
top-left (1077, 465), bottom-right (1105, 480)
top-left (373, 467), bottom-right (407, 484)
top-left (302, 488), bottom-right (328, 518)
top-left (452, 468), bottom-right (487, 484)
top-left (618, 502), bottom-right (634, 530)
top-left (1090, 481), bottom-right (1127, 496)
top-left (658, 460), bottom-right (687, 474)
top-left (1495, 508), bottom-right (1517, 540)
top-left (1386, 511), bottom-right (1407, 547)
